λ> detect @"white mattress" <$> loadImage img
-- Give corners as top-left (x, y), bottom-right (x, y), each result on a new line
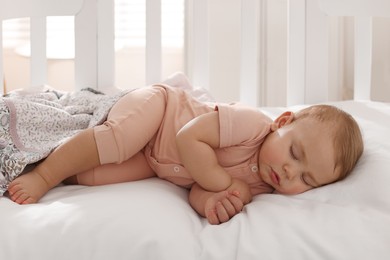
top-left (1, 100), bottom-right (389, 260)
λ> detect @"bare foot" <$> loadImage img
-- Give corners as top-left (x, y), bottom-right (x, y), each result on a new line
top-left (7, 171), bottom-right (51, 204)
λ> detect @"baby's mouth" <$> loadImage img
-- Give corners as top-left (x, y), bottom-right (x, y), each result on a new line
top-left (270, 169), bottom-right (280, 186)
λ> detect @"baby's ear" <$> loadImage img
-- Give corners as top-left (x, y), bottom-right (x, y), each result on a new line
top-left (271, 111), bottom-right (294, 131)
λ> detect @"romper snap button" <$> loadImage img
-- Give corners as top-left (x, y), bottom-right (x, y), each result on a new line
top-left (173, 166), bottom-right (180, 173)
top-left (251, 165), bottom-right (258, 172)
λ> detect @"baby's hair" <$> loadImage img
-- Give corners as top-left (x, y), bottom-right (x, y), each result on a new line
top-left (294, 105), bottom-right (364, 182)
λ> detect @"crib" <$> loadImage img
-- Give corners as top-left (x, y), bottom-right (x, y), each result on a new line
top-left (1, 0), bottom-right (390, 259)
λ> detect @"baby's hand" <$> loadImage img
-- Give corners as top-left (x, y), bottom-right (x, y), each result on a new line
top-left (205, 190), bottom-right (244, 225)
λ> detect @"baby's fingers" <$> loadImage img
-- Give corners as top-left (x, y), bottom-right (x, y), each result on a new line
top-left (227, 193), bottom-right (244, 213)
top-left (206, 201), bottom-right (231, 224)
top-left (220, 197), bottom-right (239, 217)
top-left (206, 209), bottom-right (220, 225)
top-left (215, 201), bottom-right (230, 223)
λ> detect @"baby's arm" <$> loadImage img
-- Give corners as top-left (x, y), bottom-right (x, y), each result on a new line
top-left (176, 111), bottom-right (232, 192)
top-left (189, 178), bottom-right (253, 224)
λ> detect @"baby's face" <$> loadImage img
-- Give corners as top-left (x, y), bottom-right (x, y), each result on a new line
top-left (258, 118), bottom-right (338, 195)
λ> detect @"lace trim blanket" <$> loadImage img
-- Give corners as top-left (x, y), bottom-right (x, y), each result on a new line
top-left (0, 88), bottom-right (126, 195)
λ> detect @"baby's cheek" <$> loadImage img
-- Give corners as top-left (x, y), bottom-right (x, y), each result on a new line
top-left (263, 146), bottom-right (284, 163)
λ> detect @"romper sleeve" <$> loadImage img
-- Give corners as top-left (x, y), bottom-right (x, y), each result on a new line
top-left (215, 103), bottom-right (272, 148)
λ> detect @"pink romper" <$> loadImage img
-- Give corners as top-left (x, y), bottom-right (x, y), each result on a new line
top-left (93, 84), bottom-right (274, 195)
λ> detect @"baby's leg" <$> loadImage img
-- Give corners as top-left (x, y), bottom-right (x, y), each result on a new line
top-left (74, 87), bottom-right (166, 186)
top-left (8, 86), bottom-right (166, 204)
top-left (8, 128), bottom-right (100, 204)
top-left (94, 86), bottom-right (166, 164)
top-left (65, 152), bottom-right (155, 186)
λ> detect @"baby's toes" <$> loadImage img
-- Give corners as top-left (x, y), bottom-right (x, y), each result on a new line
top-left (10, 189), bottom-right (28, 204)
top-left (22, 197), bottom-right (36, 204)
top-left (7, 184), bottom-right (31, 204)
top-left (7, 182), bottom-right (20, 196)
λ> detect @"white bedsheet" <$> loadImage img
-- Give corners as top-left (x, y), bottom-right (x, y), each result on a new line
top-left (1, 100), bottom-right (389, 260)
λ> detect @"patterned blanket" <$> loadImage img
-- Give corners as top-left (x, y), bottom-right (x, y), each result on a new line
top-left (0, 87), bottom-right (127, 195)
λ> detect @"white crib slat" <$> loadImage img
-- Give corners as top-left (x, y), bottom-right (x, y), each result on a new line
top-left (305, 0), bottom-right (328, 104)
top-left (30, 16), bottom-right (47, 87)
top-left (354, 17), bottom-right (372, 100)
top-left (146, 0), bottom-right (162, 85)
top-left (287, 0), bottom-right (306, 105)
top-left (75, 0), bottom-right (98, 90)
top-left (190, 0), bottom-right (210, 89)
top-left (97, 0), bottom-right (115, 91)
top-left (240, 0), bottom-right (260, 106)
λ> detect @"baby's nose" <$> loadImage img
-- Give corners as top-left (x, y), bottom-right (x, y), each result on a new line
top-left (284, 164), bottom-right (299, 180)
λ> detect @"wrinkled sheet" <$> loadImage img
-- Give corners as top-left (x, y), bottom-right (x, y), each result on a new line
top-left (0, 100), bottom-right (389, 260)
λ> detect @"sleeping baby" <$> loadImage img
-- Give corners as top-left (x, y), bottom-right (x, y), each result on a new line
top-left (6, 74), bottom-right (363, 224)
